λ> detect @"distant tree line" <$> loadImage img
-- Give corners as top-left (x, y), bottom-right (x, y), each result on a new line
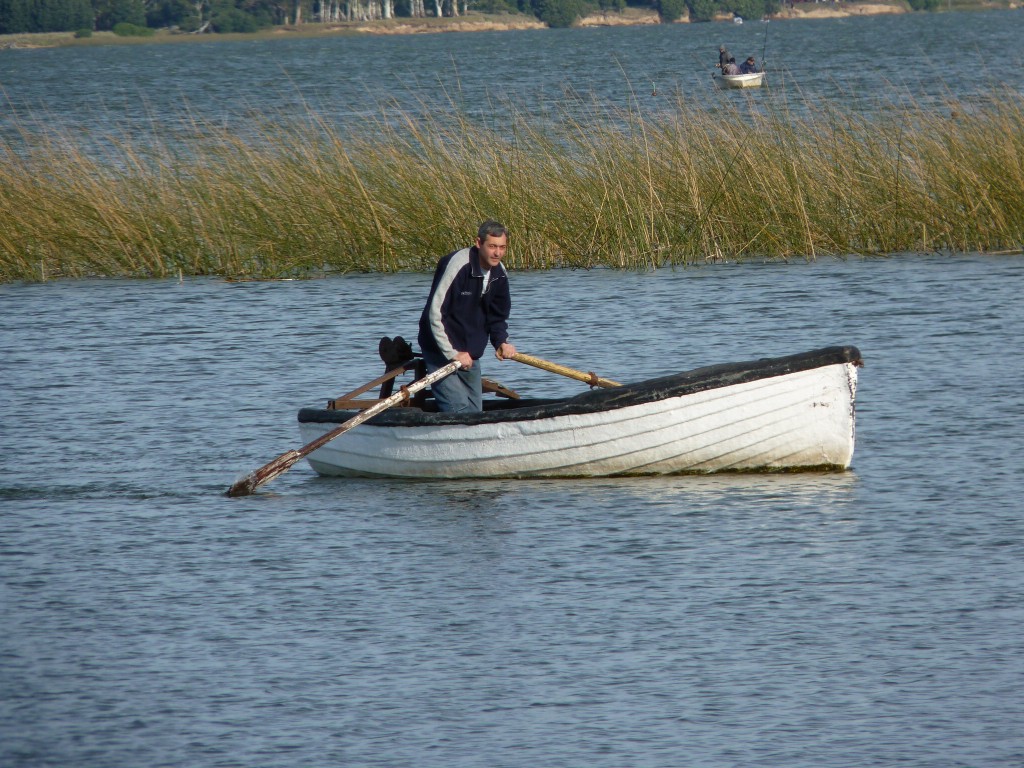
top-left (2, 0), bottom-right (930, 36)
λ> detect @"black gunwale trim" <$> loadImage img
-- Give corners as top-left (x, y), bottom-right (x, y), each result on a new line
top-left (298, 345), bottom-right (861, 428)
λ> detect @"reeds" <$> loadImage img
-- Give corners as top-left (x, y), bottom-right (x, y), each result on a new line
top-left (2, 90), bottom-right (1022, 282)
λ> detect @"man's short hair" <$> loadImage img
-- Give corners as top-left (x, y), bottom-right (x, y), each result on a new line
top-left (478, 219), bottom-right (508, 242)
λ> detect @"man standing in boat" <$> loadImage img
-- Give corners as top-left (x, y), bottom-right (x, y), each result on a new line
top-left (717, 44), bottom-right (731, 70)
top-left (418, 220), bottom-right (517, 413)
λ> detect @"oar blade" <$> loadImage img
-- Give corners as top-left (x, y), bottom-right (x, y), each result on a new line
top-left (226, 450), bottom-right (303, 497)
top-left (225, 359), bottom-right (462, 497)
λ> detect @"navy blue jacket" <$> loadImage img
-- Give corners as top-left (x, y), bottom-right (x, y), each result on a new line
top-left (418, 246), bottom-right (511, 362)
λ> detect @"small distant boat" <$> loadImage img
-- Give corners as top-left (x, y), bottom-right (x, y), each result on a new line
top-left (296, 345), bottom-right (861, 479)
top-left (715, 71), bottom-right (765, 89)
top-left (733, 15), bottom-right (743, 23)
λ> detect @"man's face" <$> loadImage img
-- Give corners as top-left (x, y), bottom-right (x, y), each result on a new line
top-left (476, 233), bottom-right (507, 270)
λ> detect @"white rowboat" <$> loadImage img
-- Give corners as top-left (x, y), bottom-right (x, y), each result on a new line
top-left (297, 346), bottom-right (861, 479)
top-left (715, 72), bottom-right (765, 89)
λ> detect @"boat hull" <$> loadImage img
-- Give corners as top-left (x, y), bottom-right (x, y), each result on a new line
top-left (716, 72), bottom-right (765, 89)
top-left (298, 347), bottom-right (859, 479)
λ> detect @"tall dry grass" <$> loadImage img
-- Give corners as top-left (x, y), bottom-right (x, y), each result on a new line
top-left (1, 92), bottom-right (1022, 282)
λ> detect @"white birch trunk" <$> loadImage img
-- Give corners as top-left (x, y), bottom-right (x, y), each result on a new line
top-left (348, 0), bottom-right (366, 20)
top-left (192, 0), bottom-right (206, 30)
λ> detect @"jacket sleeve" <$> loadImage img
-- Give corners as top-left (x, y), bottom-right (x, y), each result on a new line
top-left (424, 249), bottom-right (469, 361)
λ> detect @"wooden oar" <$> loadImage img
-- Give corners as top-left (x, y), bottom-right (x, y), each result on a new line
top-left (329, 358), bottom-right (415, 408)
top-left (226, 360), bottom-right (461, 497)
top-left (509, 352), bottom-right (621, 388)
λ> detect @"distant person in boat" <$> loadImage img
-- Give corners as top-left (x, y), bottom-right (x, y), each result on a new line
top-left (722, 58), bottom-right (741, 75)
top-left (739, 56), bottom-right (759, 74)
top-left (418, 219), bottom-right (517, 413)
top-left (717, 45), bottom-right (731, 70)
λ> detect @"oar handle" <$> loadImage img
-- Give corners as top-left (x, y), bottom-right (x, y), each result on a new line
top-left (510, 352), bottom-right (621, 388)
top-left (227, 360), bottom-right (461, 497)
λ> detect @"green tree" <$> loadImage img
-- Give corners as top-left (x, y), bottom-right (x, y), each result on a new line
top-left (147, 0), bottom-right (200, 29)
top-left (2, 0), bottom-right (93, 32)
top-left (474, 0), bottom-right (516, 10)
top-left (726, 0), bottom-right (763, 20)
top-left (516, 0), bottom-right (536, 17)
top-left (208, 0), bottom-right (273, 30)
top-left (657, 0), bottom-right (686, 21)
top-left (68, 0), bottom-right (94, 28)
top-left (234, 0), bottom-right (282, 25)
top-left (95, 0), bottom-right (146, 29)
top-left (532, 0), bottom-right (584, 26)
top-left (210, 5), bottom-right (253, 28)
top-left (684, 0), bottom-right (716, 21)
top-left (112, 20), bottom-right (154, 32)
top-left (0, 0), bottom-right (31, 33)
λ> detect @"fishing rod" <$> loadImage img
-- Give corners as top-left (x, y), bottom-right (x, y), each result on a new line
top-left (760, 20), bottom-right (769, 71)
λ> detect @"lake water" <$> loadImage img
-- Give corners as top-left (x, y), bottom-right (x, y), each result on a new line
top-left (3, 255), bottom-right (1024, 767)
top-left (3, 12), bottom-right (1024, 768)
top-left (1, 9), bottom-right (1024, 141)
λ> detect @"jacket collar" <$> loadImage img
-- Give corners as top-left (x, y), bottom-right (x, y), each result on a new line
top-left (469, 246), bottom-right (484, 278)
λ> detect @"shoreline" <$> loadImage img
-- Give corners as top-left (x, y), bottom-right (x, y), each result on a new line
top-left (338, 0), bottom-right (1021, 30)
top-left (0, 1), bottom-right (1018, 49)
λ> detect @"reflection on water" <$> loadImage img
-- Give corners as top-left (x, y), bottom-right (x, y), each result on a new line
top-left (413, 471), bottom-right (858, 513)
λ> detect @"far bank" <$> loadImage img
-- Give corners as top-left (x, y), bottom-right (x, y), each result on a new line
top-left (1, 0), bottom-right (1020, 49)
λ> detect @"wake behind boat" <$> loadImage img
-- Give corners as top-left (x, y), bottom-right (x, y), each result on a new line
top-left (296, 345), bottom-right (862, 479)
